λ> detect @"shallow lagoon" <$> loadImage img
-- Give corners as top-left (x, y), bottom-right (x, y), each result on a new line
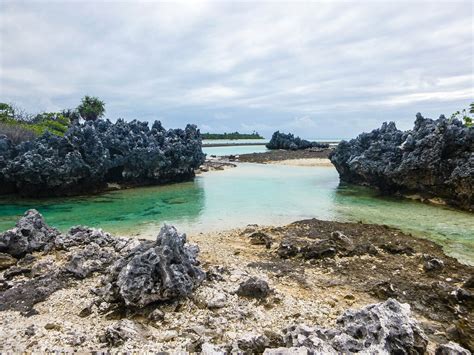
top-left (0, 163), bottom-right (472, 264)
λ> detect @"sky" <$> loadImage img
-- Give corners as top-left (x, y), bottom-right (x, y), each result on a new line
top-left (0, 0), bottom-right (472, 139)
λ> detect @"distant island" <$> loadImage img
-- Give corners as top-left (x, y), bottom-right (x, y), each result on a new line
top-left (201, 131), bottom-right (264, 140)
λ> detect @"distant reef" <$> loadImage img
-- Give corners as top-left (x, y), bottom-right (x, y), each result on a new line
top-left (266, 131), bottom-right (329, 150)
top-left (330, 113), bottom-right (473, 211)
top-left (0, 119), bottom-right (205, 197)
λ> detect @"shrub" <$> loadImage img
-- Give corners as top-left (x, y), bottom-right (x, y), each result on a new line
top-left (77, 96), bottom-right (105, 121)
top-left (0, 122), bottom-right (37, 144)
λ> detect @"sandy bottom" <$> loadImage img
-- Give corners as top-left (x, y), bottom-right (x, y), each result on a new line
top-left (266, 158), bottom-right (333, 167)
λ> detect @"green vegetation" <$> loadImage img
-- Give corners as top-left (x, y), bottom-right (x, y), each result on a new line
top-left (450, 102), bottom-right (473, 127)
top-left (202, 131), bottom-right (264, 140)
top-left (0, 95), bottom-right (106, 143)
top-left (77, 95), bottom-right (105, 121)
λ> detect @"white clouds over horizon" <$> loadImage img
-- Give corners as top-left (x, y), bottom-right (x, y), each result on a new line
top-left (0, 0), bottom-right (472, 138)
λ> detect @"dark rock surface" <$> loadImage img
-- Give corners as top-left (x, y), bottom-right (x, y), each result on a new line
top-left (330, 114), bottom-right (474, 210)
top-left (236, 277), bottom-right (271, 299)
top-left (0, 119), bottom-right (205, 197)
top-left (0, 209), bottom-right (60, 258)
top-left (0, 210), bottom-right (204, 313)
top-left (266, 131), bottom-right (329, 150)
top-left (100, 224), bottom-right (205, 307)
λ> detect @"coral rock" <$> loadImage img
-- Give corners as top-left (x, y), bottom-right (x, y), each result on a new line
top-left (101, 224), bottom-right (205, 307)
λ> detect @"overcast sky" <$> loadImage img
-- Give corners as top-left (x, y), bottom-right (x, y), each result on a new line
top-left (0, 1), bottom-right (472, 138)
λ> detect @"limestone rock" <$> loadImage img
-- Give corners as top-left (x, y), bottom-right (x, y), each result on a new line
top-left (0, 209), bottom-right (60, 258)
top-left (278, 298), bottom-right (427, 354)
top-left (0, 119), bottom-right (205, 197)
top-left (330, 114), bottom-right (473, 210)
top-left (101, 224), bottom-right (205, 307)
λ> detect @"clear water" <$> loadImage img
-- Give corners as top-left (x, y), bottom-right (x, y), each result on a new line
top-left (0, 164), bottom-right (472, 264)
top-left (203, 145), bottom-right (268, 156)
top-left (203, 139), bottom-right (268, 145)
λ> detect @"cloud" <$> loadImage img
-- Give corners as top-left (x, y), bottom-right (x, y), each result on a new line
top-left (0, 0), bottom-right (472, 138)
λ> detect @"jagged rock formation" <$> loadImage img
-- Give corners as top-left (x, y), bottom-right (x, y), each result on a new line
top-left (330, 114), bottom-right (473, 210)
top-left (265, 299), bottom-right (428, 354)
top-left (266, 131), bottom-right (329, 150)
top-left (0, 119), bottom-right (205, 197)
top-left (0, 209), bottom-right (60, 258)
top-left (100, 224), bottom-right (205, 307)
top-left (0, 210), bottom-right (204, 312)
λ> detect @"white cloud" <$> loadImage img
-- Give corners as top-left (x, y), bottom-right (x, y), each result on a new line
top-left (0, 0), bottom-right (472, 138)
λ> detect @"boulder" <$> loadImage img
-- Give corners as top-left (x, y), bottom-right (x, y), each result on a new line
top-left (330, 114), bottom-right (473, 210)
top-left (0, 209), bottom-right (60, 258)
top-left (100, 224), bottom-right (205, 307)
top-left (236, 277), bottom-right (271, 299)
top-left (278, 298), bottom-right (427, 354)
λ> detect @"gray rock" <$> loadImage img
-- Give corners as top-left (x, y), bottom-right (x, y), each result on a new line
top-left (104, 319), bottom-right (143, 346)
top-left (101, 224), bottom-right (205, 307)
top-left (330, 114), bottom-right (473, 211)
top-left (280, 298), bottom-right (427, 354)
top-left (233, 334), bottom-right (271, 353)
top-left (267, 131), bottom-right (329, 150)
top-left (0, 119), bottom-right (205, 197)
top-left (435, 342), bottom-right (471, 355)
top-left (236, 277), bottom-right (271, 299)
top-left (65, 243), bottom-right (117, 278)
top-left (0, 209), bottom-right (60, 258)
top-left (424, 257), bottom-right (445, 272)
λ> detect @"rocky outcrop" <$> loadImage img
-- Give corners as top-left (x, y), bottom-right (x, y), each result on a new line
top-left (0, 210), bottom-right (204, 312)
top-left (99, 224), bottom-right (205, 308)
top-left (0, 119), bottom-right (205, 197)
top-left (330, 114), bottom-right (473, 210)
top-left (266, 131), bottom-right (329, 150)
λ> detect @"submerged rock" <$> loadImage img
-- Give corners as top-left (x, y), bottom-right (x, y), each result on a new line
top-left (330, 114), bottom-right (474, 210)
top-left (0, 209), bottom-right (60, 258)
top-left (0, 119), bottom-right (205, 197)
top-left (266, 131), bottom-right (329, 150)
top-left (101, 224), bottom-right (205, 307)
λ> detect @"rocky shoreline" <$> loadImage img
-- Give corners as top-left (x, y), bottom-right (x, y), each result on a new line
top-left (0, 119), bottom-right (205, 197)
top-left (1, 210), bottom-right (472, 352)
top-left (330, 114), bottom-right (473, 211)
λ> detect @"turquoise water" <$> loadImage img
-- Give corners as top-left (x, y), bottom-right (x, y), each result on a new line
top-left (203, 145), bottom-right (268, 156)
top-left (0, 163), bottom-right (472, 264)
